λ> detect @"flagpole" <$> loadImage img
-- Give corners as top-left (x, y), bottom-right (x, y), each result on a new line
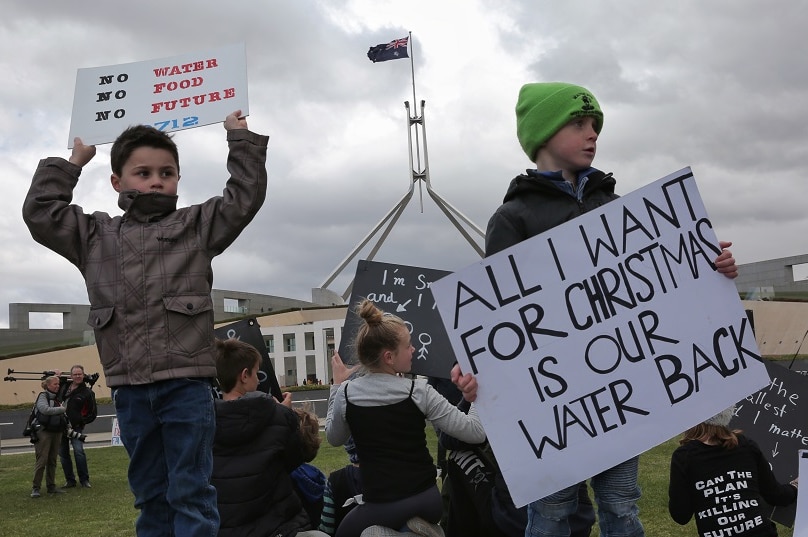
top-left (408, 31), bottom-right (424, 210)
top-left (315, 31), bottom-right (485, 297)
top-left (409, 31), bottom-right (418, 118)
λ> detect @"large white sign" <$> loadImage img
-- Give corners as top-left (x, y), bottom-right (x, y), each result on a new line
top-left (431, 167), bottom-right (770, 507)
top-left (795, 450), bottom-right (808, 536)
top-left (68, 42), bottom-right (248, 147)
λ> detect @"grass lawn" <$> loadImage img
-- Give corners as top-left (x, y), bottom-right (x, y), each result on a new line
top-left (0, 431), bottom-right (794, 537)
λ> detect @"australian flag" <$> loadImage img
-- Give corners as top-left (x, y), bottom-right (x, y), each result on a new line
top-left (367, 36), bottom-right (409, 63)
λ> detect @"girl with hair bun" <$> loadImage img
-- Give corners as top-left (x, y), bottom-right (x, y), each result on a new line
top-left (326, 299), bottom-right (485, 537)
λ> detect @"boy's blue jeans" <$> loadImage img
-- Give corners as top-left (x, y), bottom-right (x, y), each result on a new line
top-left (59, 432), bottom-right (89, 484)
top-left (114, 378), bottom-right (219, 537)
top-left (526, 456), bottom-right (645, 537)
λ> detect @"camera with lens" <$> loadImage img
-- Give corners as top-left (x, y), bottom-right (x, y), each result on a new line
top-left (65, 427), bottom-right (87, 442)
top-left (84, 372), bottom-right (100, 387)
top-left (23, 418), bottom-right (42, 444)
top-left (29, 418), bottom-right (42, 434)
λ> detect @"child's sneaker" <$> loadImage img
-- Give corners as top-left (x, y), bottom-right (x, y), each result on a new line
top-left (360, 525), bottom-right (409, 537)
top-left (406, 517), bottom-right (444, 537)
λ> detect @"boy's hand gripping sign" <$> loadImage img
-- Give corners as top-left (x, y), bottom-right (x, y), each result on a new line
top-left (68, 43), bottom-right (248, 147)
top-left (431, 167), bottom-right (770, 508)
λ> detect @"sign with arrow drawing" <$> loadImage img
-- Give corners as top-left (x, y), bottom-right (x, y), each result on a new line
top-left (733, 360), bottom-right (808, 526)
top-left (338, 259), bottom-right (455, 379)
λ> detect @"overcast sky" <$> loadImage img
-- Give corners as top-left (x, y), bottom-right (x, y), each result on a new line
top-left (2, 0), bottom-right (806, 328)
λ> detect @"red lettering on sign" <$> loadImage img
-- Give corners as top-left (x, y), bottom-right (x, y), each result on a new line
top-left (152, 58), bottom-right (219, 78)
top-left (150, 88), bottom-right (236, 113)
top-left (153, 77), bottom-right (204, 94)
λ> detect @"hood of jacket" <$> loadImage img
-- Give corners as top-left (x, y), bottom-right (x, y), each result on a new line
top-left (214, 392), bottom-right (282, 447)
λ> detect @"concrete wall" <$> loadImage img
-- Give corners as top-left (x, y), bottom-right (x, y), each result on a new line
top-left (743, 300), bottom-right (808, 357)
top-left (0, 290), bottom-right (328, 356)
top-left (9, 303), bottom-right (91, 331)
top-left (735, 254), bottom-right (808, 299)
top-left (211, 289), bottom-right (322, 320)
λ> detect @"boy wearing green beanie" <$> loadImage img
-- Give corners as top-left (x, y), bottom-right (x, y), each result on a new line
top-left (484, 82), bottom-right (740, 537)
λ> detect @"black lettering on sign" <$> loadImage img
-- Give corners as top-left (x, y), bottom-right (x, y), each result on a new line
top-left (518, 378), bottom-right (649, 459)
top-left (654, 317), bottom-right (757, 404)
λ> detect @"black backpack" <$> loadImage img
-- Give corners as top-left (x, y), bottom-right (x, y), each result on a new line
top-left (81, 390), bottom-right (98, 425)
top-left (22, 404), bottom-right (36, 437)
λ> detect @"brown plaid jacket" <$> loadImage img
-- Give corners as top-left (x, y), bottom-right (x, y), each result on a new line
top-left (23, 129), bottom-right (268, 387)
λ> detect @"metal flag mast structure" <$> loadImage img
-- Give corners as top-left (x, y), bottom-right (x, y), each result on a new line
top-left (317, 32), bottom-right (484, 302)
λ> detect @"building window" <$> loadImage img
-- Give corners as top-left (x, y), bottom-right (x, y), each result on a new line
top-left (265, 336), bottom-right (274, 353)
top-left (284, 334), bottom-right (296, 352)
top-left (223, 297), bottom-right (249, 314)
top-left (305, 331), bottom-right (316, 351)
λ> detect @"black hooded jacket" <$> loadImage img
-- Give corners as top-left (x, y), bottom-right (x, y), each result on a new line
top-left (480, 167), bottom-right (616, 536)
top-left (485, 169), bottom-right (617, 256)
top-left (212, 392), bottom-right (311, 537)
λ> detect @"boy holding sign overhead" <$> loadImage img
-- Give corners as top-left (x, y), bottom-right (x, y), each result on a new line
top-left (485, 83), bottom-right (739, 537)
top-left (23, 110), bottom-right (268, 537)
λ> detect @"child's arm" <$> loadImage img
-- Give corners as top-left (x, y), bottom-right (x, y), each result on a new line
top-left (319, 478), bottom-right (338, 535)
top-left (714, 240), bottom-right (738, 279)
top-left (194, 110), bottom-right (268, 256)
top-left (485, 210), bottom-right (523, 257)
top-left (423, 382), bottom-right (486, 444)
top-left (325, 354), bottom-right (354, 446)
top-left (668, 448), bottom-right (695, 524)
top-left (23, 139), bottom-right (99, 267)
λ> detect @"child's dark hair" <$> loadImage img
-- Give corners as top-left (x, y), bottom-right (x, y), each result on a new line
top-left (353, 299), bottom-right (406, 369)
top-left (214, 338), bottom-right (260, 393)
top-left (295, 407), bottom-right (322, 462)
top-left (680, 423), bottom-right (741, 449)
top-left (110, 125), bottom-right (180, 176)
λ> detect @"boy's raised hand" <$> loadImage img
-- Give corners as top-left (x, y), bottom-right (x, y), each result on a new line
top-left (224, 110), bottom-right (248, 131)
top-left (68, 137), bottom-right (96, 168)
top-left (714, 240), bottom-right (739, 279)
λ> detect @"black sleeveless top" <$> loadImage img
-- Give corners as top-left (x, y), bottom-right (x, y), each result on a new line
top-left (345, 379), bottom-right (436, 502)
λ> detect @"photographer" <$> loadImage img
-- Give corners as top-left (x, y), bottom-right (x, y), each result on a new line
top-left (31, 376), bottom-right (67, 498)
top-left (58, 365), bottom-right (95, 489)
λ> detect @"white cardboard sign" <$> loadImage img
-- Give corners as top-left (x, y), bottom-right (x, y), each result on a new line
top-left (431, 167), bottom-right (770, 507)
top-left (67, 43), bottom-right (248, 147)
top-left (794, 450), bottom-right (808, 536)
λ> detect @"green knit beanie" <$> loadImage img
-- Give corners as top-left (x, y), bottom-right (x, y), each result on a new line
top-left (515, 82), bottom-right (603, 162)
